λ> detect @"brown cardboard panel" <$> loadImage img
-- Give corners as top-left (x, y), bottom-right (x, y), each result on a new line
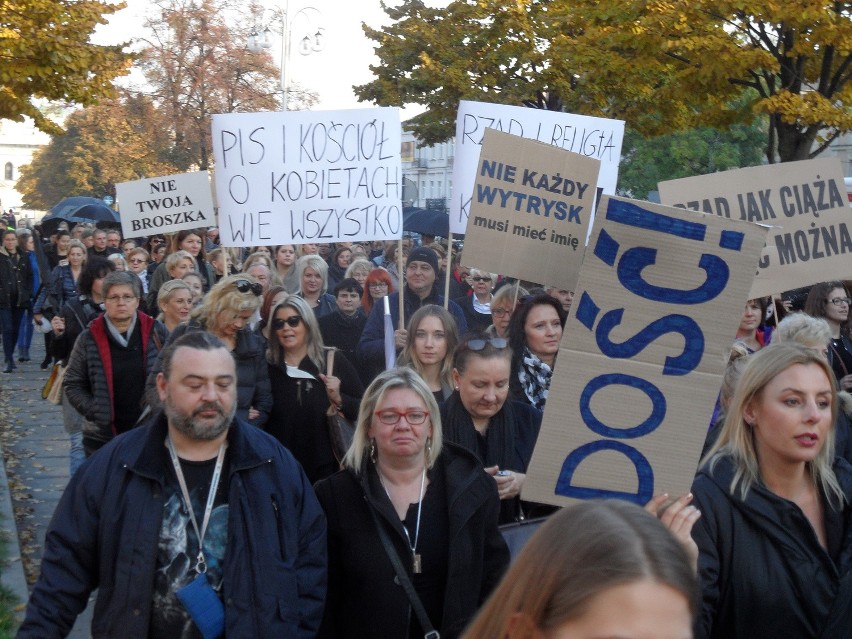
top-left (462, 129), bottom-right (601, 289)
top-left (524, 196), bottom-right (768, 507)
top-left (658, 157), bottom-right (849, 298)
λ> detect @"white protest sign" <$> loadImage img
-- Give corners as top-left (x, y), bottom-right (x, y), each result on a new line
top-left (524, 196), bottom-right (767, 507)
top-left (450, 100), bottom-right (624, 235)
top-left (115, 171), bottom-right (215, 239)
top-left (462, 129), bottom-right (600, 290)
top-left (658, 157), bottom-right (851, 298)
top-left (211, 107), bottom-right (403, 247)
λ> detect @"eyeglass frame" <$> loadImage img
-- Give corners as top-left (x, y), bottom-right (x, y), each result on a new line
top-left (373, 409), bottom-right (430, 425)
top-left (828, 297), bottom-right (851, 306)
top-left (272, 315), bottom-right (303, 330)
top-left (234, 279), bottom-right (263, 296)
top-left (369, 282), bottom-right (389, 289)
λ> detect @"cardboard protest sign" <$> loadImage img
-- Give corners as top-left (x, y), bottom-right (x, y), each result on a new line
top-left (524, 196), bottom-right (767, 507)
top-left (658, 157), bottom-right (850, 298)
top-left (210, 107), bottom-right (403, 246)
top-left (450, 100), bottom-right (624, 235)
top-left (115, 171), bottom-right (215, 239)
top-left (462, 129), bottom-right (600, 290)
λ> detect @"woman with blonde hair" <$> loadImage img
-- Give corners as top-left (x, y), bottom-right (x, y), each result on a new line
top-left (462, 500), bottom-right (697, 639)
top-left (148, 274), bottom-right (272, 427)
top-left (397, 304), bottom-right (459, 402)
top-left (344, 258), bottom-right (372, 290)
top-left (692, 343), bottom-right (852, 638)
top-left (156, 279), bottom-right (193, 334)
top-left (296, 253), bottom-right (336, 317)
top-left (314, 367), bottom-right (508, 638)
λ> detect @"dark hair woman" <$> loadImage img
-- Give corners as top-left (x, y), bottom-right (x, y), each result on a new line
top-left (804, 280), bottom-right (852, 391)
top-left (145, 229), bottom-right (216, 309)
top-left (48, 257), bottom-right (115, 474)
top-left (0, 229), bottom-right (34, 372)
top-left (314, 367), bottom-right (509, 639)
top-left (507, 294), bottom-right (567, 409)
top-left (440, 332), bottom-right (542, 523)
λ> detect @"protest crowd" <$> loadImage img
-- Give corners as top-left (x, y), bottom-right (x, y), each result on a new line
top-left (0, 215), bottom-right (850, 638)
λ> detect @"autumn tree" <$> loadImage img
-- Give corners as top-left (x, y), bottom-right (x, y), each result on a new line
top-left (0, 0), bottom-right (133, 134)
top-left (357, 1), bottom-right (851, 163)
top-left (138, 0), bottom-right (316, 171)
top-left (17, 94), bottom-right (180, 209)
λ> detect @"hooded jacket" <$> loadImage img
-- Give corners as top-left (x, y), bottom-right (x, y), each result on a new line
top-left (691, 454), bottom-right (852, 639)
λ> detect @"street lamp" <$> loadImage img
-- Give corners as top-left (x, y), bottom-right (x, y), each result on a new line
top-left (247, 0), bottom-right (325, 111)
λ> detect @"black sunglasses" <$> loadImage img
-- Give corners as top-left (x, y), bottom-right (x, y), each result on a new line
top-left (471, 276), bottom-right (492, 282)
top-left (272, 315), bottom-right (303, 330)
top-left (234, 279), bottom-right (263, 296)
top-left (460, 336), bottom-right (508, 351)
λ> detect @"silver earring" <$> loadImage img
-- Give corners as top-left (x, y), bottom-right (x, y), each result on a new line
top-left (370, 438), bottom-right (377, 464)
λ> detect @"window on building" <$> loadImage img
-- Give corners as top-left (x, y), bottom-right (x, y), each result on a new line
top-left (4, 163), bottom-right (12, 180)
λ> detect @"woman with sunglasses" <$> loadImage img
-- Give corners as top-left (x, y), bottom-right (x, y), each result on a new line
top-left (314, 367), bottom-right (509, 639)
top-left (148, 274), bottom-right (272, 428)
top-left (804, 281), bottom-right (852, 391)
top-left (265, 295), bottom-right (363, 483)
top-left (508, 294), bottom-right (567, 409)
top-left (441, 333), bottom-right (543, 523)
top-left (125, 247), bottom-right (150, 294)
top-left (397, 305), bottom-right (460, 403)
top-left (454, 268), bottom-right (496, 332)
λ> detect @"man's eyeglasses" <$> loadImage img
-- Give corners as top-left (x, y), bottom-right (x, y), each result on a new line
top-left (272, 315), bottom-right (303, 330)
top-left (459, 336), bottom-right (508, 352)
top-left (471, 276), bottom-right (492, 283)
top-left (829, 297), bottom-right (851, 306)
top-left (105, 295), bottom-right (136, 304)
top-left (373, 409), bottom-right (430, 425)
top-left (234, 279), bottom-right (263, 296)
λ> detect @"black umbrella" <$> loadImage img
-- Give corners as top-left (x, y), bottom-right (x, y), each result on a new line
top-left (402, 207), bottom-right (451, 238)
top-left (40, 196), bottom-right (120, 231)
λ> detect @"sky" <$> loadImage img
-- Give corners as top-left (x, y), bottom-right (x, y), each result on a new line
top-left (97, 0), bottom-right (420, 113)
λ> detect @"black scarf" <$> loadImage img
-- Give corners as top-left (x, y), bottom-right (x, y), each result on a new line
top-left (442, 391), bottom-right (521, 523)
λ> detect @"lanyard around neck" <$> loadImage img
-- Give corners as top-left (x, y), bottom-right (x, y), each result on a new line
top-left (166, 436), bottom-right (227, 574)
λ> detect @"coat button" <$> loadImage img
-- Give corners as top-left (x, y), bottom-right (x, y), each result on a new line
top-left (393, 576), bottom-right (401, 585)
top-left (133, 609), bottom-right (141, 616)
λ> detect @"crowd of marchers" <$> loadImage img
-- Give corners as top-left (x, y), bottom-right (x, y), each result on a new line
top-left (0, 219), bottom-right (850, 638)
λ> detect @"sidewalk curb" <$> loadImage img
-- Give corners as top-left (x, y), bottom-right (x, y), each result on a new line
top-left (0, 438), bottom-right (29, 622)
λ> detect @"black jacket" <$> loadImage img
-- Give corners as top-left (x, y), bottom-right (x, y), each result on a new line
top-left (453, 293), bottom-right (492, 333)
top-left (691, 454), bottom-right (852, 639)
top-left (0, 245), bottom-right (33, 309)
top-left (314, 442), bottom-right (509, 639)
top-left (317, 309), bottom-right (367, 379)
top-left (17, 413), bottom-right (327, 638)
top-left (267, 351), bottom-right (364, 484)
top-left (148, 321), bottom-right (273, 428)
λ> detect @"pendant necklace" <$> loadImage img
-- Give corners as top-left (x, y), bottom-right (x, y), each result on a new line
top-left (379, 465), bottom-right (426, 574)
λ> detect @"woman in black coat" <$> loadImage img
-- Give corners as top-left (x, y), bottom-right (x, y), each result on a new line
top-left (314, 367), bottom-right (509, 639)
top-left (692, 344), bottom-right (852, 639)
top-left (266, 294), bottom-right (363, 484)
top-left (440, 332), bottom-right (542, 523)
top-left (0, 229), bottom-right (33, 372)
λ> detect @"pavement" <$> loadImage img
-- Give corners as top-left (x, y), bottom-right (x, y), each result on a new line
top-left (0, 336), bottom-right (93, 637)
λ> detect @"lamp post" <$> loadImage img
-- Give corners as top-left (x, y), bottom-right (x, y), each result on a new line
top-left (247, 0), bottom-right (325, 111)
